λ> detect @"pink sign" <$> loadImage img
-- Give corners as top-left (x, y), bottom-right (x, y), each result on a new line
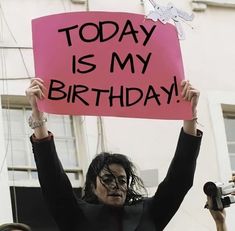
top-left (32, 11), bottom-right (191, 119)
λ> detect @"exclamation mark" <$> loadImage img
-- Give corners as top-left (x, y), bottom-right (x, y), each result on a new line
top-left (173, 76), bottom-right (180, 103)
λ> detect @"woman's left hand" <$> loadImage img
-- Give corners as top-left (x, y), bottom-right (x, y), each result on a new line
top-left (181, 80), bottom-right (200, 117)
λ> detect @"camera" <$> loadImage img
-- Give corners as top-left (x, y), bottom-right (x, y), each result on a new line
top-left (203, 181), bottom-right (235, 210)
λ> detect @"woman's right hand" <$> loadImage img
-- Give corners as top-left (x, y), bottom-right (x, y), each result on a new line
top-left (25, 78), bottom-right (46, 118)
top-left (25, 78), bottom-right (49, 138)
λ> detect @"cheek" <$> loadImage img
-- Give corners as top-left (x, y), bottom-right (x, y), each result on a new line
top-left (94, 178), bottom-right (107, 197)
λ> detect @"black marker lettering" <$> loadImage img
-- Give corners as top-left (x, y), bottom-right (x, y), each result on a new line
top-left (48, 79), bottom-right (67, 100)
top-left (92, 88), bottom-right (110, 106)
top-left (109, 86), bottom-right (124, 107)
top-left (126, 87), bottom-right (143, 106)
top-left (58, 25), bottom-right (78, 47)
top-left (144, 85), bottom-right (161, 106)
top-left (77, 54), bottom-right (96, 74)
top-left (79, 23), bottom-right (100, 42)
top-left (110, 52), bottom-right (135, 73)
top-left (136, 53), bottom-right (152, 74)
top-left (160, 76), bottom-right (178, 104)
top-left (119, 20), bottom-right (138, 44)
top-left (72, 85), bottom-right (89, 105)
top-left (140, 25), bottom-right (156, 46)
top-left (99, 21), bottom-right (119, 42)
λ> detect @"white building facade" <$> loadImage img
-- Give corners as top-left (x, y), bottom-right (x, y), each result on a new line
top-left (0, 0), bottom-right (235, 230)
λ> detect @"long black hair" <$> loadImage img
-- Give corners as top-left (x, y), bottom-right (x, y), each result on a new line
top-left (83, 152), bottom-right (147, 205)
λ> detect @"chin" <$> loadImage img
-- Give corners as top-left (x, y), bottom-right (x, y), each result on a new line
top-left (107, 198), bottom-right (125, 207)
top-left (109, 202), bottom-right (124, 207)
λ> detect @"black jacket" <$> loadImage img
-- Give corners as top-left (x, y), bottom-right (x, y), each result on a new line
top-left (31, 128), bottom-right (202, 231)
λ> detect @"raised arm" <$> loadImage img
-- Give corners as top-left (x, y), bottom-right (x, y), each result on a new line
top-left (148, 80), bottom-right (202, 230)
top-left (181, 80), bottom-right (200, 136)
top-left (25, 78), bottom-right (84, 230)
top-left (25, 78), bottom-right (48, 139)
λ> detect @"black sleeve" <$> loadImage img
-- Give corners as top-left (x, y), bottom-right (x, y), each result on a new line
top-left (148, 128), bottom-right (202, 230)
top-left (30, 135), bottom-right (85, 231)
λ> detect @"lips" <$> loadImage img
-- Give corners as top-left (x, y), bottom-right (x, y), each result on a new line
top-left (108, 192), bottom-right (122, 197)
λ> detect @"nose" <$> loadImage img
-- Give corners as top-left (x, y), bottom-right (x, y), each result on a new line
top-left (110, 181), bottom-right (119, 189)
top-left (109, 179), bottom-right (119, 190)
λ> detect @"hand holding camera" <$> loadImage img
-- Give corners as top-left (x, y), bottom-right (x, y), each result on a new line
top-left (203, 181), bottom-right (235, 210)
top-left (203, 178), bottom-right (235, 231)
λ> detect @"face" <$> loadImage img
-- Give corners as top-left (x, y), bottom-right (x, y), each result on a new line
top-left (93, 163), bottom-right (127, 207)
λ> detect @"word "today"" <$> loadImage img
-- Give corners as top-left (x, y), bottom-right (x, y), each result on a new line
top-left (58, 19), bottom-right (157, 47)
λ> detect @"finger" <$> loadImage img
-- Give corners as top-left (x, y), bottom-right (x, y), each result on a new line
top-left (184, 86), bottom-right (193, 101)
top-left (207, 196), bottom-right (213, 209)
top-left (33, 87), bottom-right (45, 100)
top-left (30, 85), bottom-right (42, 92)
top-left (181, 80), bottom-right (190, 98)
top-left (27, 86), bottom-right (45, 100)
top-left (181, 80), bottom-right (187, 87)
top-left (182, 83), bottom-right (193, 100)
top-left (27, 87), bottom-right (41, 97)
top-left (30, 77), bottom-right (44, 84)
top-left (30, 79), bottom-right (44, 88)
top-left (30, 80), bottom-right (46, 93)
top-left (182, 81), bottom-right (199, 102)
top-left (187, 89), bottom-right (199, 102)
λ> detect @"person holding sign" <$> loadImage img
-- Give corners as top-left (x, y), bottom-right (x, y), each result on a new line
top-left (26, 78), bottom-right (202, 231)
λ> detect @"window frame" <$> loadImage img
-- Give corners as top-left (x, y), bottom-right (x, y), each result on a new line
top-left (207, 91), bottom-right (235, 181)
top-left (207, 91), bottom-right (235, 231)
top-left (223, 110), bottom-right (235, 171)
top-left (1, 95), bottom-right (86, 188)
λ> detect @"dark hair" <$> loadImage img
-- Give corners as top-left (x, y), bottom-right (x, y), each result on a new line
top-left (83, 152), bottom-right (146, 205)
top-left (0, 223), bottom-right (31, 231)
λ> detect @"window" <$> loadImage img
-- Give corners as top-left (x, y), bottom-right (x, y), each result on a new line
top-left (208, 92), bottom-right (235, 231)
top-left (1, 95), bottom-right (86, 230)
top-left (1, 97), bottom-right (84, 186)
top-left (223, 109), bottom-right (235, 172)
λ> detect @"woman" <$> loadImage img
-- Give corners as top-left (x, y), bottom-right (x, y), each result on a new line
top-left (26, 78), bottom-right (202, 231)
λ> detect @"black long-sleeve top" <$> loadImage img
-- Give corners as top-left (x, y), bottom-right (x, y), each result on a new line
top-left (31, 128), bottom-right (202, 231)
